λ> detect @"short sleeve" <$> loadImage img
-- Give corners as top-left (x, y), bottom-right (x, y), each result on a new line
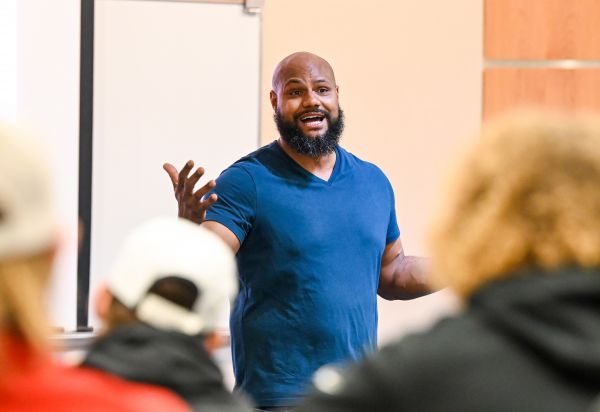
top-left (205, 164), bottom-right (256, 245)
top-left (386, 181), bottom-right (401, 245)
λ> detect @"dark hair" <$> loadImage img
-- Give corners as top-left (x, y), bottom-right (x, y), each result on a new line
top-left (107, 275), bottom-right (200, 329)
top-left (146, 275), bottom-right (200, 310)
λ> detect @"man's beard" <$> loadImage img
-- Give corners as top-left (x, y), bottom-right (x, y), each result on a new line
top-left (274, 108), bottom-right (345, 158)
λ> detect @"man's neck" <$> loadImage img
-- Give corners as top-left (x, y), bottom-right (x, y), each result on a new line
top-left (277, 138), bottom-right (337, 181)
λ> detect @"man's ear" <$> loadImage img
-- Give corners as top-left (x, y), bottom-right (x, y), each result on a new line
top-left (270, 90), bottom-right (278, 111)
top-left (203, 331), bottom-right (228, 354)
top-left (93, 282), bottom-right (113, 326)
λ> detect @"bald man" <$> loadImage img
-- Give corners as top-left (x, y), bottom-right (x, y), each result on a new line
top-left (164, 52), bottom-right (429, 410)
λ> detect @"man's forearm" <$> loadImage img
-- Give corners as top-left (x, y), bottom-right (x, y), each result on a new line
top-left (378, 256), bottom-right (432, 300)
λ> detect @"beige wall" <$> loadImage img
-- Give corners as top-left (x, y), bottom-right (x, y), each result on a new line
top-left (261, 0), bottom-right (483, 343)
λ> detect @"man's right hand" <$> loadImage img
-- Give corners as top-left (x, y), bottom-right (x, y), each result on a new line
top-left (163, 160), bottom-right (218, 225)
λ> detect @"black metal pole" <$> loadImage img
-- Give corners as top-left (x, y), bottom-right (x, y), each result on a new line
top-left (77, 0), bottom-right (94, 332)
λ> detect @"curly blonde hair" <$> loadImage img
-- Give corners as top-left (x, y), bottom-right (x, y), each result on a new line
top-left (429, 110), bottom-right (600, 298)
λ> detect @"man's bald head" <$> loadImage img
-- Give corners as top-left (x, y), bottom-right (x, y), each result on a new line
top-left (272, 52), bottom-right (337, 92)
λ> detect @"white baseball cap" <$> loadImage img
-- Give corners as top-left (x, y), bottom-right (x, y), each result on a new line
top-left (0, 124), bottom-right (57, 260)
top-left (107, 216), bottom-right (238, 335)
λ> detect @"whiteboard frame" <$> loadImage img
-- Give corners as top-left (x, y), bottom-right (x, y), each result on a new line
top-left (77, 0), bottom-right (262, 331)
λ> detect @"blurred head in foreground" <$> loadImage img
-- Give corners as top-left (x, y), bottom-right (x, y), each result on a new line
top-left (0, 123), bottom-right (57, 351)
top-left (95, 216), bottom-right (238, 348)
top-left (429, 110), bottom-right (600, 297)
top-left (88, 217), bottom-right (250, 411)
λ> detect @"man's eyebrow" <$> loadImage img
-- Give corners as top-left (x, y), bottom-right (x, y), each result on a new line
top-left (283, 78), bottom-right (331, 87)
top-left (283, 79), bottom-right (304, 87)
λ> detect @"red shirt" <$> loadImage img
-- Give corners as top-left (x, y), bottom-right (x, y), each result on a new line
top-left (0, 334), bottom-right (190, 412)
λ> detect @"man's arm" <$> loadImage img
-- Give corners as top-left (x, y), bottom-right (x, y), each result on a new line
top-left (202, 221), bottom-right (240, 253)
top-left (378, 238), bottom-right (431, 300)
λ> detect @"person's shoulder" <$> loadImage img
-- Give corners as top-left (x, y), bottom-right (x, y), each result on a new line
top-left (300, 312), bottom-right (524, 412)
top-left (370, 311), bottom-right (501, 387)
top-left (229, 141), bottom-right (279, 169)
top-left (297, 315), bottom-right (481, 412)
top-left (338, 146), bottom-right (386, 174)
top-left (216, 141), bottom-right (279, 181)
top-left (6, 360), bottom-right (190, 412)
top-left (191, 388), bottom-right (253, 412)
top-left (337, 146), bottom-right (390, 182)
top-left (63, 366), bottom-right (190, 411)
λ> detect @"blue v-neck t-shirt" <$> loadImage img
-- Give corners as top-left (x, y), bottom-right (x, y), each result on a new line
top-left (205, 142), bottom-right (400, 406)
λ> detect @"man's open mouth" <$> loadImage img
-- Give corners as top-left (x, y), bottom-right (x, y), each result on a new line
top-left (299, 112), bottom-right (326, 127)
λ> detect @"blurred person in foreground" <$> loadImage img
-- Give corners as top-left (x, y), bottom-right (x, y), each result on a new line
top-left (0, 125), bottom-right (189, 411)
top-left (83, 216), bottom-right (252, 412)
top-left (297, 110), bottom-right (600, 412)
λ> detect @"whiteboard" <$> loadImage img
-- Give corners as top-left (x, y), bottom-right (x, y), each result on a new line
top-left (17, 0), bottom-right (82, 332)
top-left (91, 0), bottom-right (261, 328)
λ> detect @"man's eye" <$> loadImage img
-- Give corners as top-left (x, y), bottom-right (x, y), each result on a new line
top-left (318, 88), bottom-right (329, 94)
top-left (289, 90), bottom-right (301, 96)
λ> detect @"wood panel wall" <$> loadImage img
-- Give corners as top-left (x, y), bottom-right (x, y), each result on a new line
top-left (484, 0), bottom-right (600, 119)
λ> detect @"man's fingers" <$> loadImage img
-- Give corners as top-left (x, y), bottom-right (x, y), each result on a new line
top-left (184, 167), bottom-right (206, 196)
top-left (204, 193), bottom-right (218, 206)
top-left (188, 193), bottom-right (218, 213)
top-left (200, 193), bottom-right (219, 210)
top-left (192, 180), bottom-right (216, 201)
top-left (163, 163), bottom-right (179, 189)
top-left (177, 160), bottom-right (194, 191)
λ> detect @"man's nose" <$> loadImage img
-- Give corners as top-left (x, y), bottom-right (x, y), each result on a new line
top-left (302, 90), bottom-right (320, 108)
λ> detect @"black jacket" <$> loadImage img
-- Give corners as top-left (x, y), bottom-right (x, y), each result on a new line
top-left (298, 268), bottom-right (600, 412)
top-left (82, 324), bottom-right (251, 412)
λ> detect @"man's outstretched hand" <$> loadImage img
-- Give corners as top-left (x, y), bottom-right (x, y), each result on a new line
top-left (163, 160), bottom-right (218, 224)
